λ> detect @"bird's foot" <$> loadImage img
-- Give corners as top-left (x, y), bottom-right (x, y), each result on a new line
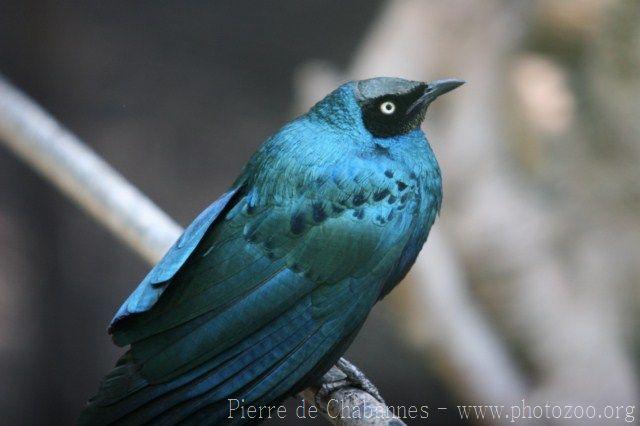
top-left (336, 358), bottom-right (386, 404)
top-left (315, 357), bottom-right (385, 408)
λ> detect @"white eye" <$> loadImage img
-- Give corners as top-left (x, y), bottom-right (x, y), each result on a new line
top-left (379, 101), bottom-right (396, 115)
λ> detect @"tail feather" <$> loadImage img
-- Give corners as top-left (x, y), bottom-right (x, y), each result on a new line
top-left (78, 301), bottom-right (319, 425)
top-left (163, 312), bottom-right (353, 425)
top-left (79, 276), bottom-right (373, 425)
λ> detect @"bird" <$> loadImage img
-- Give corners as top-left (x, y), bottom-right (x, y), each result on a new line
top-left (78, 76), bottom-right (464, 425)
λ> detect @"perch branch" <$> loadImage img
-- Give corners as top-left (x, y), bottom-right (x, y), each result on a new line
top-left (0, 74), bottom-right (404, 425)
top-left (0, 75), bottom-right (181, 263)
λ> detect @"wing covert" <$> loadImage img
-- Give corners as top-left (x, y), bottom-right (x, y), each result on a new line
top-left (110, 188), bottom-right (240, 329)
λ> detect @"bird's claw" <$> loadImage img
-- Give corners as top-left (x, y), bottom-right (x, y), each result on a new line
top-left (337, 358), bottom-right (386, 404)
top-left (315, 357), bottom-right (385, 408)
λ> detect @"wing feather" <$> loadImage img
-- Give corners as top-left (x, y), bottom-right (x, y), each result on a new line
top-left (90, 159), bottom-right (428, 425)
top-left (110, 188), bottom-right (241, 329)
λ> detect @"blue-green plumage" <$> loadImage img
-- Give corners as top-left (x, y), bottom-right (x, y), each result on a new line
top-left (79, 77), bottom-right (463, 425)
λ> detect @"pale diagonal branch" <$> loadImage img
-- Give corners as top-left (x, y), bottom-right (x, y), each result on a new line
top-left (0, 75), bottom-right (181, 263)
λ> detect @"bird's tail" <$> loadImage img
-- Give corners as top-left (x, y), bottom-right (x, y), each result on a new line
top-left (77, 313), bottom-right (335, 425)
top-left (77, 350), bottom-right (229, 426)
top-left (78, 284), bottom-right (368, 425)
top-left (78, 350), bottom-right (280, 426)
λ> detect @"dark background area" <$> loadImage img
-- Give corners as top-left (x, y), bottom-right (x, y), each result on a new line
top-left (0, 2), bottom-right (460, 424)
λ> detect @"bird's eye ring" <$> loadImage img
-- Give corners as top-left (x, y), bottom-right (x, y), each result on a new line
top-left (379, 101), bottom-right (396, 115)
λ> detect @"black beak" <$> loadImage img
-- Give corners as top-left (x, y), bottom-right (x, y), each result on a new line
top-left (407, 79), bottom-right (465, 115)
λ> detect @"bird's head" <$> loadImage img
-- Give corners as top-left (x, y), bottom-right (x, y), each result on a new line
top-left (354, 77), bottom-right (465, 138)
top-left (308, 77), bottom-right (464, 139)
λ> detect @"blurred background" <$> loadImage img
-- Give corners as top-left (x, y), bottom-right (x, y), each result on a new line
top-left (0, 1), bottom-right (639, 424)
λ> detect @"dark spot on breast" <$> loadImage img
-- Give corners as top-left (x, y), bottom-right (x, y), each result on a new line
top-left (397, 181), bottom-right (408, 191)
top-left (373, 188), bottom-right (390, 202)
top-left (331, 204), bottom-right (344, 214)
top-left (353, 209), bottom-right (365, 220)
top-left (373, 143), bottom-right (391, 158)
top-left (352, 192), bottom-right (366, 206)
top-left (384, 169), bottom-right (394, 178)
top-left (400, 192), bottom-right (411, 204)
top-left (387, 210), bottom-right (395, 221)
top-left (290, 212), bottom-right (306, 234)
top-left (312, 202), bottom-right (327, 223)
top-left (387, 195), bottom-right (397, 204)
top-left (337, 194), bottom-right (350, 205)
top-left (375, 214), bottom-right (386, 225)
top-left (409, 172), bottom-right (417, 180)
